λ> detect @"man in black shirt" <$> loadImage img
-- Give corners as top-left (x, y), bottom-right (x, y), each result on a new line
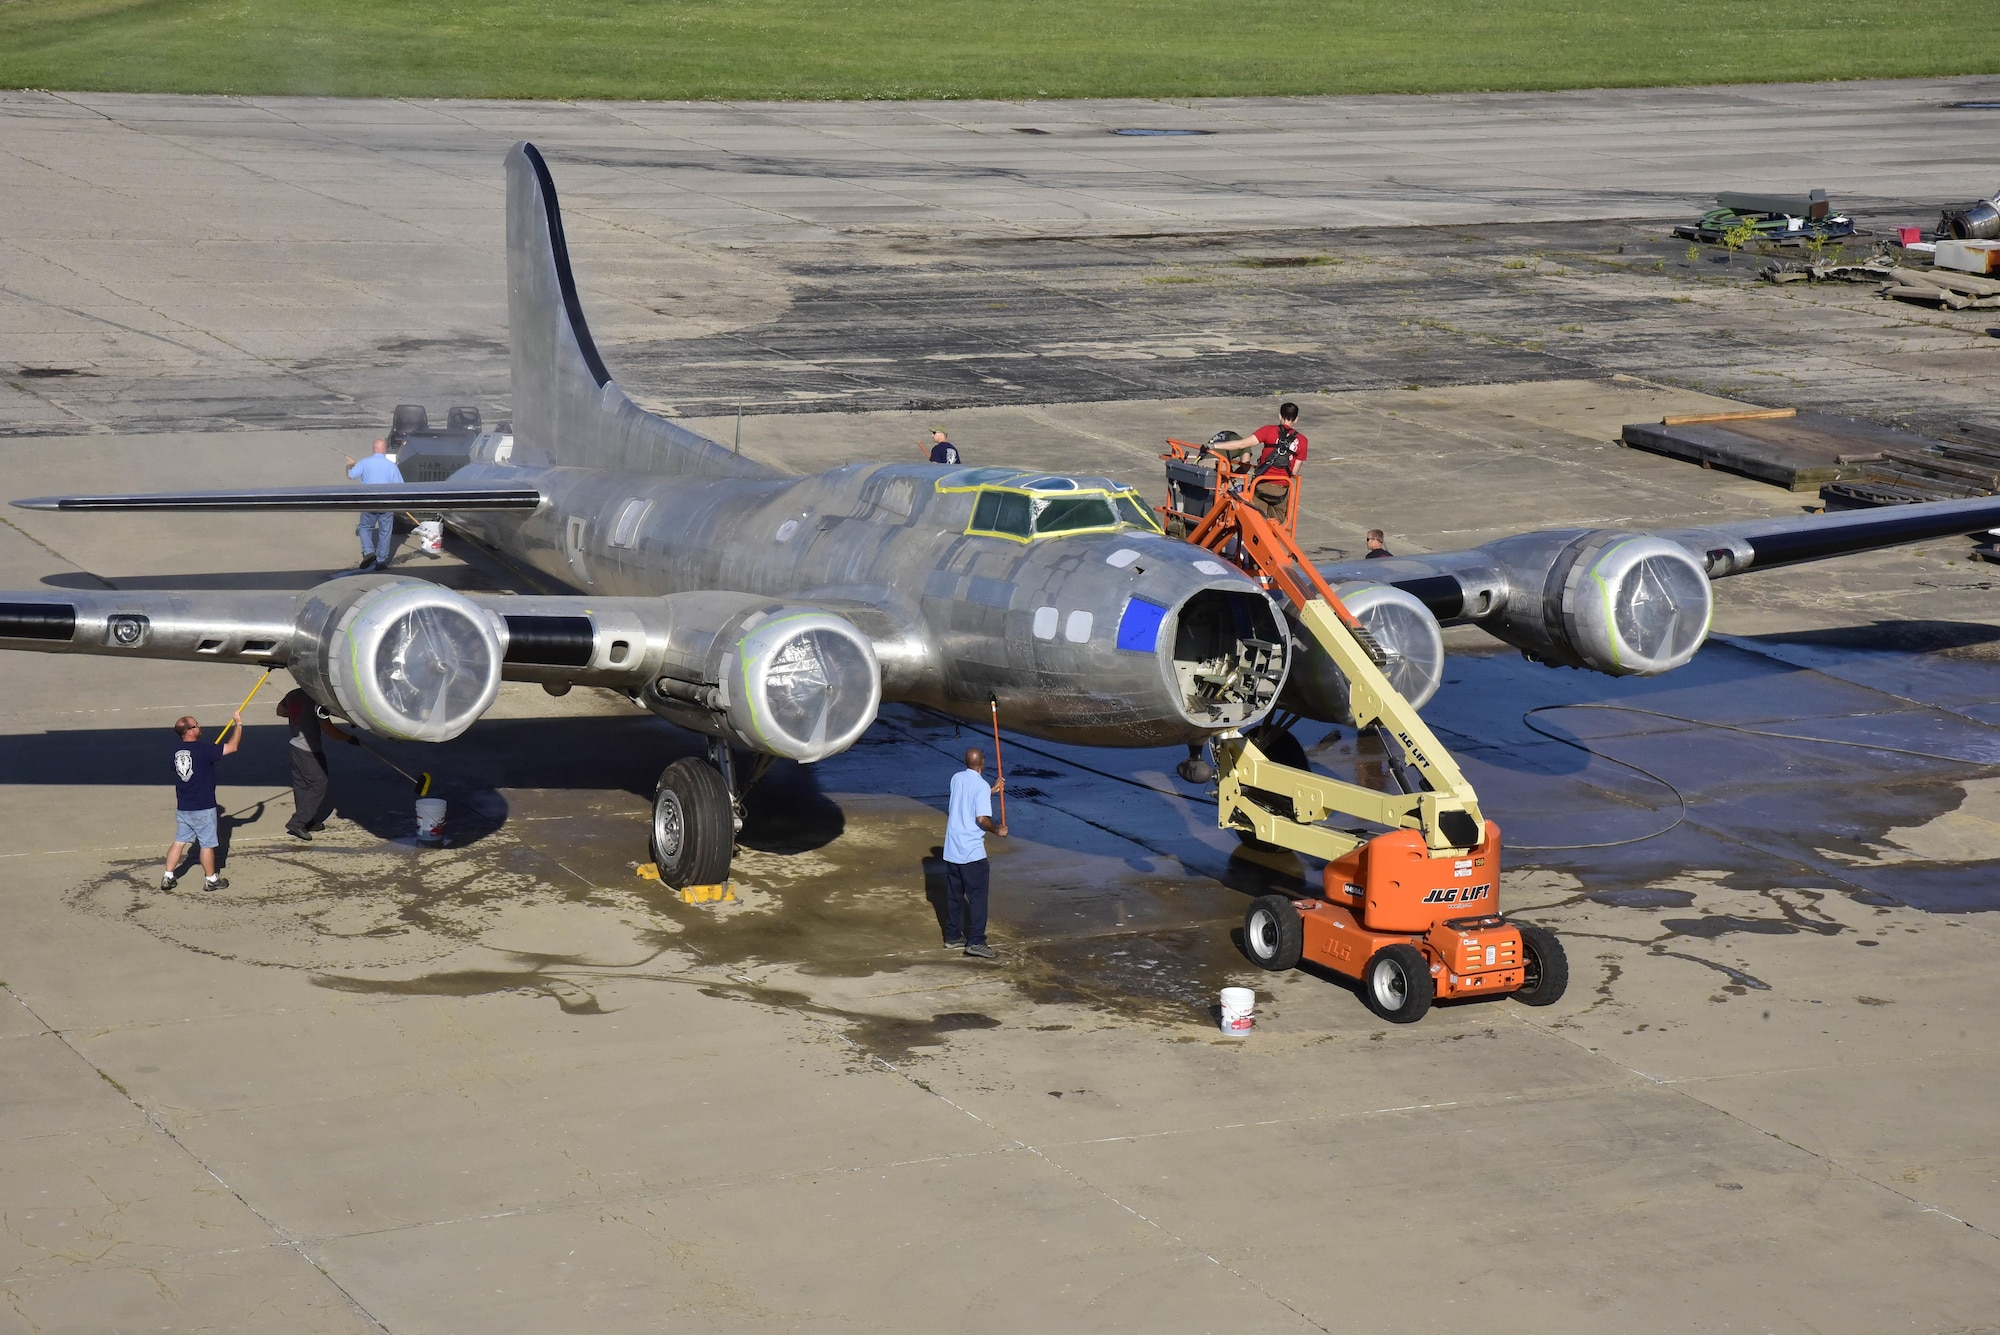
top-left (926, 429), bottom-right (961, 466)
top-left (163, 711), bottom-right (243, 892)
top-left (278, 687), bottom-right (358, 840)
top-left (1365, 529), bottom-right (1394, 559)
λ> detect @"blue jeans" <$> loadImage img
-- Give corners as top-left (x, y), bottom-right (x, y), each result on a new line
top-left (358, 512), bottom-right (394, 564)
top-left (943, 858), bottom-right (989, 946)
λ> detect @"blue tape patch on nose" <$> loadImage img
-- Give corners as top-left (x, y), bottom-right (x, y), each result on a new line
top-left (1116, 597), bottom-right (1168, 653)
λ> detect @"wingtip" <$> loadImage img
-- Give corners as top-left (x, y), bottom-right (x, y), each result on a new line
top-left (12, 498), bottom-right (60, 511)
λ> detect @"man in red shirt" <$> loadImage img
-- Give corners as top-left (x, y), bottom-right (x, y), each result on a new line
top-left (1246, 401), bottom-right (1307, 523)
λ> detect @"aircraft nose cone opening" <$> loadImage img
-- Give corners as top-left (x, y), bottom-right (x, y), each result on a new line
top-left (1168, 588), bottom-right (1287, 728)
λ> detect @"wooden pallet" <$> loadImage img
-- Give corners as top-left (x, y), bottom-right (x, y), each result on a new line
top-left (1619, 408), bottom-right (1938, 492)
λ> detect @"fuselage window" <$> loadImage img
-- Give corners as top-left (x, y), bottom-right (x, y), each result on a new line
top-left (611, 498), bottom-right (652, 549)
top-left (971, 488), bottom-right (1033, 537)
top-left (1034, 496), bottom-right (1118, 534)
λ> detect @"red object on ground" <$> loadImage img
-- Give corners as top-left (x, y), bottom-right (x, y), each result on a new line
top-left (1899, 226), bottom-right (1923, 246)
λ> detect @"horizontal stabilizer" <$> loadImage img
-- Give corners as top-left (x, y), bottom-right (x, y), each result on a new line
top-left (12, 484), bottom-right (545, 513)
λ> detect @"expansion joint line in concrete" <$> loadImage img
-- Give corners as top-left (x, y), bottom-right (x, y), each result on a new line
top-left (0, 984), bottom-right (395, 1333)
top-left (1507, 1007), bottom-right (2000, 1248)
top-left (732, 969), bottom-right (1334, 1333)
top-left (0, 515), bottom-right (112, 591)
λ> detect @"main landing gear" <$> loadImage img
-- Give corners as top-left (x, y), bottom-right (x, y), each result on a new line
top-left (650, 740), bottom-right (773, 888)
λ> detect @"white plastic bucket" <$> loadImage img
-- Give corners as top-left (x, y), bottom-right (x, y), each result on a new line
top-left (414, 797), bottom-right (446, 840)
top-left (1219, 986), bottom-right (1256, 1035)
top-left (414, 520), bottom-right (444, 556)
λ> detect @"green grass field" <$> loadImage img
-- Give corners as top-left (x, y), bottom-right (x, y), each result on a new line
top-left (1, 0), bottom-right (1995, 101)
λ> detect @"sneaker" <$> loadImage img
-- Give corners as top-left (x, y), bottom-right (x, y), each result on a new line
top-left (204, 876), bottom-right (227, 892)
top-left (286, 827), bottom-right (312, 841)
top-left (964, 943), bottom-right (998, 960)
top-left (943, 938), bottom-right (966, 950)
top-left (160, 873), bottom-right (176, 891)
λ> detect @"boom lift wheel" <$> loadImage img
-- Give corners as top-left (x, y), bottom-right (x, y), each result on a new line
top-left (651, 756), bottom-right (734, 888)
top-left (1361, 944), bottom-right (1435, 1024)
top-left (1512, 924), bottom-right (1569, 1006)
top-left (1242, 895), bottom-right (1304, 971)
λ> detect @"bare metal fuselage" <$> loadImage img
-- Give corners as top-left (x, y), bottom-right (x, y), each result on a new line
top-left (448, 454), bottom-right (1284, 748)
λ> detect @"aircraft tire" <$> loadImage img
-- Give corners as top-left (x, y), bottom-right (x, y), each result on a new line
top-left (1242, 895), bottom-right (1304, 971)
top-left (1360, 944), bottom-right (1434, 1024)
top-left (1512, 925), bottom-right (1569, 1007)
top-left (652, 757), bottom-right (734, 888)
top-left (1234, 724), bottom-right (1309, 844)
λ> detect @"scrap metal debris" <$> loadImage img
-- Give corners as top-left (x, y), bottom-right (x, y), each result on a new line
top-left (1675, 189), bottom-right (1856, 246)
top-left (1761, 259), bottom-right (2000, 309)
top-left (1940, 188), bottom-right (2000, 242)
top-left (1823, 423), bottom-right (2000, 510)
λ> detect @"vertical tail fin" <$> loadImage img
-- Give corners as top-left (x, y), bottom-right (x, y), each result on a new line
top-left (505, 142), bottom-right (771, 479)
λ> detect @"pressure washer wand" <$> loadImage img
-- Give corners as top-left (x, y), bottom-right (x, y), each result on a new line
top-left (213, 670), bottom-right (271, 745)
top-left (989, 697), bottom-right (1006, 826)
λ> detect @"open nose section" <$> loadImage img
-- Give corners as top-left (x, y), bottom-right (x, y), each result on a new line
top-left (1143, 587), bottom-right (1287, 729)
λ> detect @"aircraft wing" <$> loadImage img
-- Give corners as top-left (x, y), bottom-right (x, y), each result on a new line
top-left (1274, 491), bottom-right (2000, 714)
top-left (11, 484), bottom-right (545, 512)
top-left (0, 580), bottom-right (886, 762)
top-left (1317, 492), bottom-right (2000, 623)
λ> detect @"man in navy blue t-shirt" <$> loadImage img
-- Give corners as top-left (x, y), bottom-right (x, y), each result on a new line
top-left (163, 710), bottom-right (244, 892)
top-left (926, 429), bottom-right (961, 466)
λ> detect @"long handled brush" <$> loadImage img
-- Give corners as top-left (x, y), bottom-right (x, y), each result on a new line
top-left (213, 670), bottom-right (271, 744)
top-left (353, 739), bottom-right (433, 797)
top-left (989, 696), bottom-right (1006, 826)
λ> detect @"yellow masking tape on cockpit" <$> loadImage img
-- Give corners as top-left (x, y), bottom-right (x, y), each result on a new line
top-left (953, 482), bottom-right (1153, 543)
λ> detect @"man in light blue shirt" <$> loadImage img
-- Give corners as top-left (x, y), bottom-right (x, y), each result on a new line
top-left (942, 747), bottom-right (1007, 958)
top-left (344, 438), bottom-right (404, 570)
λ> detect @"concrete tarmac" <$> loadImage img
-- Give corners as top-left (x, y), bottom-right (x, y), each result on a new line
top-left (6, 80), bottom-right (2000, 436)
top-left (2, 84), bottom-right (2000, 1332)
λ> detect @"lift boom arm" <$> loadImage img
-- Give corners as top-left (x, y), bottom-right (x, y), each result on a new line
top-left (1166, 442), bottom-right (1485, 858)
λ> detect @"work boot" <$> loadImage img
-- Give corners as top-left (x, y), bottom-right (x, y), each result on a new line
top-left (355, 556), bottom-right (374, 570)
top-left (964, 943), bottom-right (998, 960)
top-left (204, 876), bottom-right (227, 892)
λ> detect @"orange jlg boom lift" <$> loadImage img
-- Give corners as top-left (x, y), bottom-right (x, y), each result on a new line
top-left (1160, 437), bottom-right (1568, 1023)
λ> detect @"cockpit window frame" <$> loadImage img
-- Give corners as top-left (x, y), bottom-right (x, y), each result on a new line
top-left (948, 474), bottom-right (1162, 543)
top-left (966, 487), bottom-right (1035, 543)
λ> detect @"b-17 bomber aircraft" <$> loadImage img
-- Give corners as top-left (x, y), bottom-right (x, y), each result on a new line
top-left (6, 142), bottom-right (2000, 886)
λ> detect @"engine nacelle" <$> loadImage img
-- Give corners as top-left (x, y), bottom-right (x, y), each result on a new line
top-left (1485, 530), bottom-right (1712, 676)
top-left (1280, 581), bottom-right (1446, 724)
top-left (640, 593), bottom-right (881, 763)
top-left (290, 577), bottom-right (504, 741)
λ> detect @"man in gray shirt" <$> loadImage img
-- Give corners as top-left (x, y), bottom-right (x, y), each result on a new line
top-left (278, 687), bottom-right (357, 840)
